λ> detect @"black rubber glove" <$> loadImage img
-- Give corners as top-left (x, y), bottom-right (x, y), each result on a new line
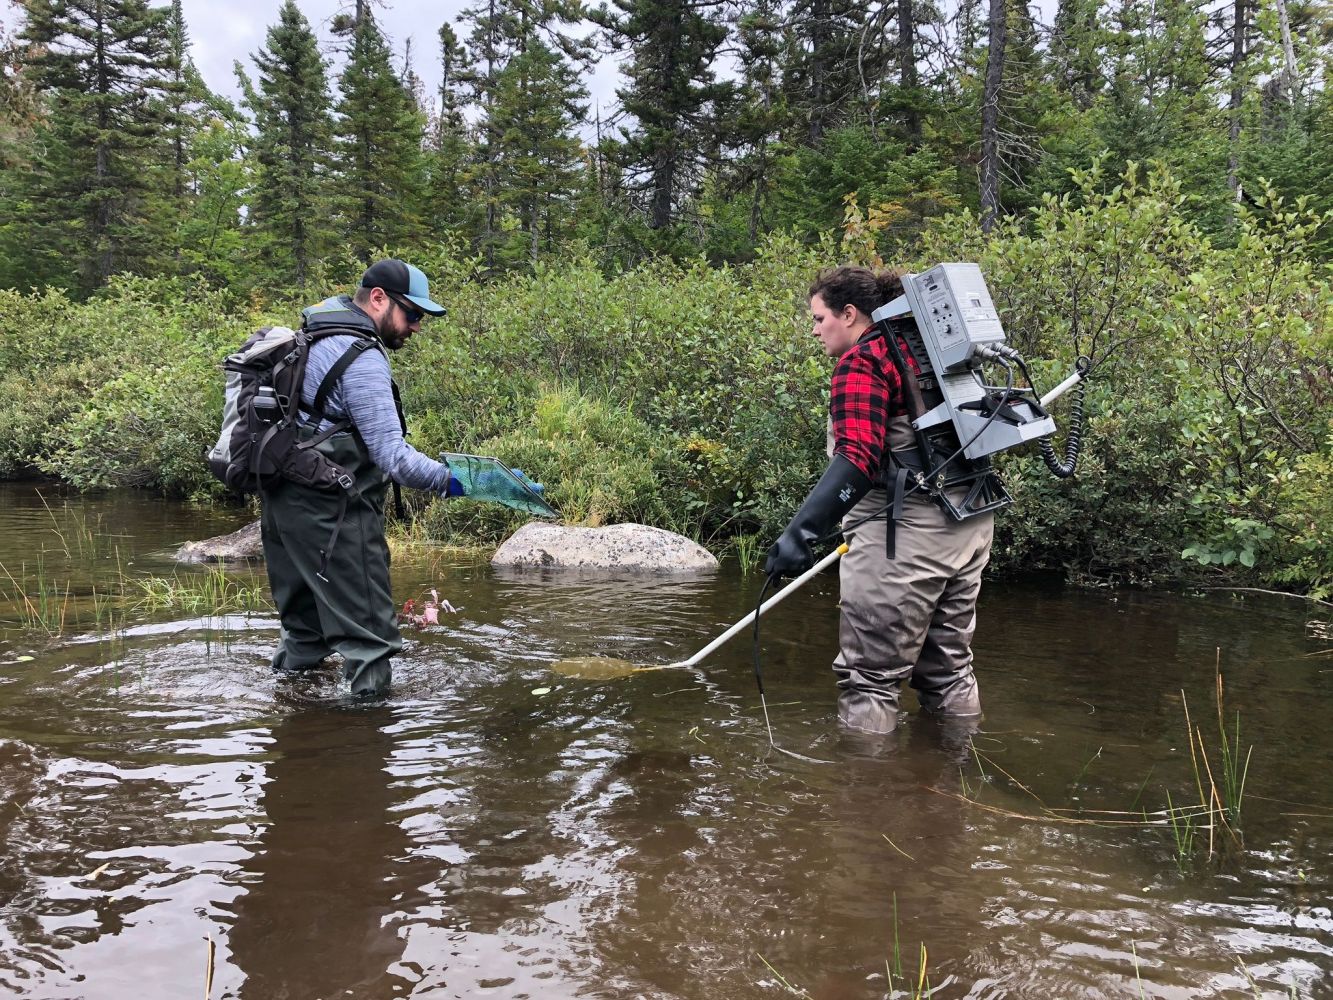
top-left (764, 455), bottom-right (874, 578)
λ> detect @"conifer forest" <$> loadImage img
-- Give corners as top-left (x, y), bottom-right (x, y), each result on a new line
top-left (2, 0), bottom-right (1329, 288)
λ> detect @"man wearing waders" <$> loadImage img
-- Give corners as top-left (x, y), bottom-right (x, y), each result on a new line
top-left (764, 266), bottom-right (994, 734)
top-left (262, 259), bottom-right (457, 697)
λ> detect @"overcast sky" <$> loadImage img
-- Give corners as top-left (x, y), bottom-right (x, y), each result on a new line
top-left (2, 0), bottom-right (624, 121)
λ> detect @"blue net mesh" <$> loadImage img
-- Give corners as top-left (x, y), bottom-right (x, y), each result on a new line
top-left (439, 452), bottom-right (559, 518)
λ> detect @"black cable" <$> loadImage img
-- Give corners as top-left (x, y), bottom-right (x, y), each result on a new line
top-left (1038, 356), bottom-right (1091, 479)
top-left (752, 573), bottom-right (778, 700)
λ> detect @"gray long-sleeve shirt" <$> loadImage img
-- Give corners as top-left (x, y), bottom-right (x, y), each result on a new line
top-left (299, 332), bottom-right (452, 495)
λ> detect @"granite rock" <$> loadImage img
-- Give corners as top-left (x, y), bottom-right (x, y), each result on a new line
top-left (175, 519), bottom-right (263, 563)
top-left (491, 522), bottom-right (718, 573)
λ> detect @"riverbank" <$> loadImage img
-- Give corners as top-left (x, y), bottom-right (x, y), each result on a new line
top-left (2, 168), bottom-right (1329, 591)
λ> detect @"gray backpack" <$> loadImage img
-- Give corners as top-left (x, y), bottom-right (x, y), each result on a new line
top-left (206, 325), bottom-right (377, 494)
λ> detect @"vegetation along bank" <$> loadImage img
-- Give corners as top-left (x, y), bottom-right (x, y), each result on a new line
top-left (0, 167), bottom-right (1329, 594)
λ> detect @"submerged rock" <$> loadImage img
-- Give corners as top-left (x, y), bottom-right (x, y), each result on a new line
top-left (491, 522), bottom-right (718, 574)
top-left (175, 519), bottom-right (263, 563)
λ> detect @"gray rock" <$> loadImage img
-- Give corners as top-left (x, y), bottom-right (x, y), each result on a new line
top-left (175, 519), bottom-right (264, 563)
top-left (491, 522), bottom-right (718, 574)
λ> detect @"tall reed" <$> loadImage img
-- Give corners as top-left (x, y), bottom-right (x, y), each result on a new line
top-left (0, 558), bottom-right (71, 635)
top-left (886, 892), bottom-right (933, 998)
top-left (1166, 650), bottom-right (1252, 864)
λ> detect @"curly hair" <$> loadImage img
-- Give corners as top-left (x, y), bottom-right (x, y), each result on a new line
top-left (808, 265), bottom-right (906, 319)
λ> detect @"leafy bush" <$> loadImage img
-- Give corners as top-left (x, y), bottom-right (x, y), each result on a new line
top-left (2, 162), bottom-right (1330, 593)
top-left (413, 386), bottom-right (688, 542)
top-left (41, 351), bottom-right (222, 496)
top-left (914, 162), bottom-right (1332, 588)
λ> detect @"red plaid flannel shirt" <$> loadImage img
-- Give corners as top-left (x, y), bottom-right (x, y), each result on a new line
top-left (830, 329), bottom-right (921, 479)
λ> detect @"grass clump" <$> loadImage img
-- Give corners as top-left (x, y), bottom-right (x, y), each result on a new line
top-left (0, 558), bottom-right (73, 635)
top-left (0, 561), bottom-right (272, 638)
top-left (1166, 655), bottom-right (1252, 865)
top-left (129, 567), bottom-right (271, 615)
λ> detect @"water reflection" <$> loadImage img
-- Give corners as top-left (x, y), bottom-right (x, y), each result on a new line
top-left (0, 483), bottom-right (1330, 998)
top-left (570, 717), bottom-right (986, 1000)
top-left (225, 705), bottom-right (420, 998)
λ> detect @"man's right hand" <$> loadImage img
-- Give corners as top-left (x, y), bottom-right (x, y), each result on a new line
top-left (443, 467), bottom-right (466, 497)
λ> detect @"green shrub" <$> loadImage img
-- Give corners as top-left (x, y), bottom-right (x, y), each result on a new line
top-left (0, 358), bottom-right (110, 476)
top-left (2, 162), bottom-right (1330, 594)
top-left (42, 351), bottom-right (222, 497)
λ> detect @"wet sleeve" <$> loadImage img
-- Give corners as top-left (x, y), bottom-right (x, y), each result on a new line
top-left (340, 350), bottom-right (453, 494)
top-left (829, 350), bottom-right (895, 478)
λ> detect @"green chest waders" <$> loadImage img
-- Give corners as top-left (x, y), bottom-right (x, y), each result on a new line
top-left (260, 428), bottom-right (401, 697)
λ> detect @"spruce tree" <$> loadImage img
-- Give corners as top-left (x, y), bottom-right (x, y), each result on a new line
top-left (0, 26), bottom-right (42, 287)
top-left (594, 0), bottom-right (731, 230)
top-left (16, 0), bottom-right (176, 292)
top-left (176, 99), bottom-right (252, 287)
top-left (488, 36), bottom-right (586, 263)
top-left (782, 0), bottom-right (872, 143)
top-left (1093, 0), bottom-right (1223, 211)
top-left (421, 24), bottom-right (477, 238)
top-left (245, 0), bottom-right (336, 289)
top-left (704, 0), bottom-right (791, 254)
top-left (0, 24), bottom-right (43, 170)
top-left (333, 13), bottom-right (428, 261)
top-left (460, 0), bottom-right (590, 268)
top-left (164, 0), bottom-right (207, 203)
top-left (1050, 0), bottom-right (1104, 111)
top-left (151, 0), bottom-right (232, 278)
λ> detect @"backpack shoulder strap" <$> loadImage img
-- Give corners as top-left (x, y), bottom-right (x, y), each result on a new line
top-left (292, 323), bottom-right (380, 424)
top-left (310, 337), bottom-right (377, 422)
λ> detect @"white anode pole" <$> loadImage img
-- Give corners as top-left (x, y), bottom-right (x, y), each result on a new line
top-left (1040, 368), bottom-right (1087, 409)
top-left (664, 543), bottom-right (848, 669)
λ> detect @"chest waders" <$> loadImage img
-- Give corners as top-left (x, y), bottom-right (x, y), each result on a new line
top-left (262, 427), bottom-right (399, 696)
top-left (829, 330), bottom-right (996, 735)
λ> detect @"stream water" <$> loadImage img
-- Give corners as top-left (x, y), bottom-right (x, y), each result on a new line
top-left (0, 482), bottom-right (1329, 999)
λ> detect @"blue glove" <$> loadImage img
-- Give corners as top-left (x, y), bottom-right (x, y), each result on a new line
top-left (510, 469), bottom-right (545, 495)
top-left (443, 466), bottom-right (466, 497)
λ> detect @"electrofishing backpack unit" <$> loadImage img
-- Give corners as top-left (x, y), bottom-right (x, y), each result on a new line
top-left (206, 324), bottom-right (380, 495)
top-left (871, 262), bottom-right (1089, 521)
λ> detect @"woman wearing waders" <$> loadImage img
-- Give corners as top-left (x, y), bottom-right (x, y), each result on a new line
top-left (764, 266), bottom-right (994, 735)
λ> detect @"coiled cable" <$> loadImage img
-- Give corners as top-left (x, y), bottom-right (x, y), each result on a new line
top-left (1038, 355), bottom-right (1091, 479)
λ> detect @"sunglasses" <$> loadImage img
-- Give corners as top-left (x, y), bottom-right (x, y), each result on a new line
top-left (385, 291), bottom-right (425, 323)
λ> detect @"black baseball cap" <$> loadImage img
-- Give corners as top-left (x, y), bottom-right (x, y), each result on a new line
top-left (359, 259), bottom-right (446, 316)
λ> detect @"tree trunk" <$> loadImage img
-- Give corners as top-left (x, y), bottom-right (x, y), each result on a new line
top-left (897, 0), bottom-right (920, 147)
top-left (978, 0), bottom-right (1006, 233)
top-left (748, 142), bottom-right (769, 243)
top-left (1274, 0), bottom-right (1298, 107)
top-left (293, 218), bottom-right (307, 290)
top-left (809, 0), bottom-right (828, 143)
top-left (93, 0), bottom-right (113, 282)
top-left (650, 145), bottom-right (674, 229)
top-left (1226, 0), bottom-right (1249, 197)
top-left (649, 22), bottom-right (681, 230)
top-left (530, 200), bottom-right (540, 262)
top-left (483, 0), bottom-right (497, 268)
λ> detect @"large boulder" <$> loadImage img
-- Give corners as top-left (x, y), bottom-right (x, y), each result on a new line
top-left (175, 519), bottom-right (264, 563)
top-left (491, 522), bottom-right (718, 574)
